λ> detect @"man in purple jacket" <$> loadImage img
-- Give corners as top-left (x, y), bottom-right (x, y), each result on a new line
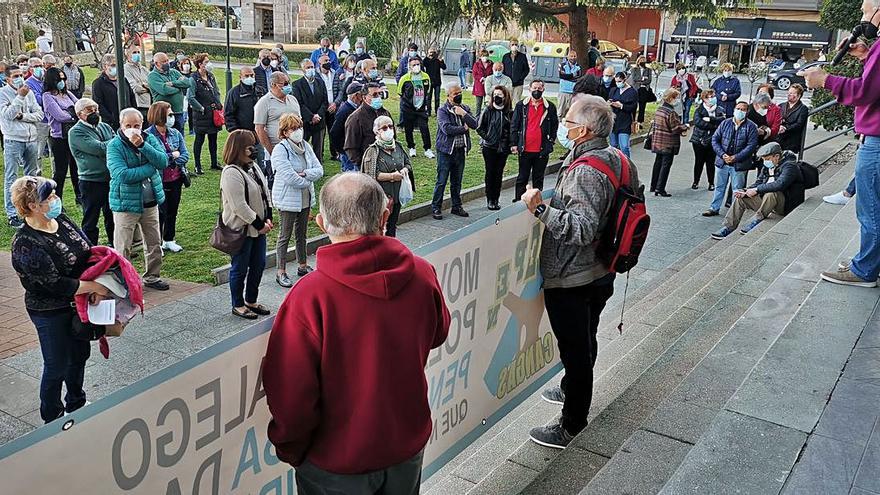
top-left (805, 0), bottom-right (880, 287)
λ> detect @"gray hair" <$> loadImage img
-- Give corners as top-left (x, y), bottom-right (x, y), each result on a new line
top-left (101, 54), bottom-right (116, 69)
top-left (74, 97), bottom-right (97, 114)
top-left (153, 52), bottom-right (167, 63)
top-left (300, 58), bottom-right (313, 68)
top-left (444, 80), bottom-right (461, 93)
top-left (372, 115), bottom-right (394, 134)
top-left (41, 54), bottom-right (57, 65)
top-left (269, 71), bottom-right (289, 85)
top-left (272, 47), bottom-right (283, 56)
top-left (28, 57), bottom-right (41, 67)
top-left (753, 93), bottom-right (772, 106)
top-left (319, 173), bottom-right (387, 237)
top-left (568, 94), bottom-right (614, 138)
top-left (119, 107), bottom-right (143, 123)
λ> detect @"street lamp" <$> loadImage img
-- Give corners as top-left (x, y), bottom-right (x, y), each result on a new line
top-left (225, 0), bottom-right (233, 90)
top-left (111, 0), bottom-right (129, 112)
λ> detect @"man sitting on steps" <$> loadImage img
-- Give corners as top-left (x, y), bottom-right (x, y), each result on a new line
top-left (711, 142), bottom-right (804, 239)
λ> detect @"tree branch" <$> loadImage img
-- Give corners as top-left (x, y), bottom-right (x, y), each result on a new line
top-left (517, 1), bottom-right (573, 15)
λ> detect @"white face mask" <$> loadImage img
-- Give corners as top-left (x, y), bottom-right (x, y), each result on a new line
top-left (123, 127), bottom-right (141, 139)
top-left (723, 71), bottom-right (732, 78)
top-left (380, 129), bottom-right (394, 142)
top-left (290, 128), bottom-right (304, 143)
top-left (270, 60), bottom-right (279, 68)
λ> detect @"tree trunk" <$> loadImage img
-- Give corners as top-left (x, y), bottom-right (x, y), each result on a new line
top-left (568, 4), bottom-right (589, 68)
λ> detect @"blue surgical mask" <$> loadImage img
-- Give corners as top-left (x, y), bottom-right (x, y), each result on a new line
top-left (734, 109), bottom-right (747, 121)
top-left (11, 77), bottom-right (24, 88)
top-left (368, 69), bottom-right (379, 80)
top-left (707, 97), bottom-right (717, 106)
top-left (108, 67), bottom-right (118, 78)
top-left (557, 124), bottom-right (576, 150)
top-left (370, 97), bottom-right (384, 110)
top-left (602, 75), bottom-right (612, 84)
top-left (763, 159), bottom-right (775, 169)
top-left (282, 84), bottom-right (293, 95)
top-left (616, 81), bottom-right (625, 89)
top-left (242, 76), bottom-right (255, 86)
top-left (45, 197), bottom-right (62, 219)
top-left (409, 51), bottom-right (417, 58)
top-left (56, 81), bottom-right (66, 91)
top-left (494, 70), bottom-right (503, 78)
top-left (305, 68), bottom-right (316, 79)
top-left (132, 53), bottom-right (141, 63)
top-left (356, 47), bottom-right (364, 55)
top-left (33, 67), bottom-right (44, 79)
top-left (166, 114), bottom-right (175, 128)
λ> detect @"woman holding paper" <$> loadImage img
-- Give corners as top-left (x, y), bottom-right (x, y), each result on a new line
top-left (362, 115), bottom-right (414, 238)
top-left (9, 176), bottom-right (108, 423)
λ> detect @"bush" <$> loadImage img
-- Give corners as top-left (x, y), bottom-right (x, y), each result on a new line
top-left (810, 46), bottom-right (868, 131)
top-left (350, 21), bottom-right (392, 59)
top-left (155, 40), bottom-right (310, 64)
top-left (22, 25), bottom-right (39, 44)
top-left (166, 27), bottom-right (187, 41)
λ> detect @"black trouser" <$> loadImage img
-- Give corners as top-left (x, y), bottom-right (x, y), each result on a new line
top-left (79, 180), bottom-right (113, 245)
top-left (651, 152), bottom-right (674, 193)
top-left (305, 125), bottom-right (325, 162)
top-left (325, 114), bottom-right (337, 157)
top-left (193, 132), bottom-right (219, 172)
top-left (482, 147), bottom-right (509, 204)
top-left (544, 275), bottom-right (615, 434)
top-left (404, 119), bottom-right (431, 151)
top-left (386, 198), bottom-right (402, 237)
top-left (514, 151), bottom-right (549, 201)
top-left (692, 143), bottom-right (716, 186)
top-left (187, 108), bottom-right (195, 134)
top-left (49, 136), bottom-right (79, 201)
top-left (427, 83), bottom-right (442, 115)
top-left (158, 178), bottom-right (183, 242)
top-left (637, 99), bottom-right (648, 123)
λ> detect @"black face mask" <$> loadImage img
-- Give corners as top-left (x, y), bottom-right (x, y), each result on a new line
top-left (492, 95), bottom-right (504, 106)
top-left (262, 57), bottom-right (271, 67)
top-left (859, 19), bottom-right (879, 40)
top-left (321, 62), bottom-right (332, 70)
top-left (639, 62), bottom-right (646, 67)
top-left (161, 63), bottom-right (170, 72)
top-left (64, 62), bottom-right (73, 68)
top-left (247, 149), bottom-right (259, 161)
top-left (452, 94), bottom-right (463, 105)
top-left (86, 112), bottom-right (100, 126)
top-left (531, 90), bottom-right (544, 100)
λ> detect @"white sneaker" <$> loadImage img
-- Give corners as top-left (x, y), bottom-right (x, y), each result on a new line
top-left (424, 149), bottom-right (436, 159)
top-left (409, 148), bottom-right (417, 157)
top-left (823, 191), bottom-right (850, 205)
top-left (64, 400), bottom-right (92, 417)
top-left (164, 240), bottom-right (184, 253)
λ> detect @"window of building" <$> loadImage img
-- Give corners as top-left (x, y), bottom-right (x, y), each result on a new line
top-left (206, 6), bottom-right (241, 30)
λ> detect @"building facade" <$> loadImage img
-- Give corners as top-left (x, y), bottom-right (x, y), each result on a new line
top-left (0, 0), bottom-right (27, 59)
top-left (178, 0), bottom-right (325, 44)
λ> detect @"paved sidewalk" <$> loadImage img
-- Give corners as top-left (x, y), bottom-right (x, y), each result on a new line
top-left (0, 125), bottom-right (854, 449)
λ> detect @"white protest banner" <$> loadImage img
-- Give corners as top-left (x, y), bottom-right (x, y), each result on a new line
top-left (0, 196), bottom-right (561, 492)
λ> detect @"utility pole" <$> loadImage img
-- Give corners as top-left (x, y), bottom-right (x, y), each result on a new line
top-left (225, 0), bottom-right (233, 90)
top-left (111, 0), bottom-right (129, 111)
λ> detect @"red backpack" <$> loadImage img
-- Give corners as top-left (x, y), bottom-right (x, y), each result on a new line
top-left (568, 149), bottom-right (650, 274)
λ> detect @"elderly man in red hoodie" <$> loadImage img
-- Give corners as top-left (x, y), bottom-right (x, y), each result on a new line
top-left (262, 172), bottom-right (451, 494)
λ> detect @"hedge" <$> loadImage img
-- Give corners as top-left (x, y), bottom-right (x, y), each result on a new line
top-left (154, 40), bottom-right (389, 70)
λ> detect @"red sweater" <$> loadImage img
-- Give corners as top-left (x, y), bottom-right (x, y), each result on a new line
top-left (263, 235), bottom-right (451, 474)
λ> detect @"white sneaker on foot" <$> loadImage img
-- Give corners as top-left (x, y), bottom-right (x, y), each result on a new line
top-left (823, 191), bottom-right (850, 205)
top-left (164, 240), bottom-right (183, 253)
top-left (409, 148), bottom-right (417, 157)
top-left (424, 149), bottom-right (436, 159)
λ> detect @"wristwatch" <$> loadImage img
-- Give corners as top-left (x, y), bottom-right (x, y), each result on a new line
top-left (534, 204), bottom-right (547, 218)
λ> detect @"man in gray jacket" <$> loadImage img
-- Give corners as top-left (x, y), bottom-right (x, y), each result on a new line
top-left (0, 64), bottom-right (44, 228)
top-left (521, 94), bottom-right (640, 449)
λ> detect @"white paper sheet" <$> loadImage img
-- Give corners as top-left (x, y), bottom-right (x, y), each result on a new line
top-left (87, 299), bottom-right (116, 325)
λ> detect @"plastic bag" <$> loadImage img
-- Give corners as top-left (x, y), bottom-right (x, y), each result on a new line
top-left (399, 169), bottom-right (414, 207)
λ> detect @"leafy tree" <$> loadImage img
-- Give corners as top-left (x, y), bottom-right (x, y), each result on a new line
top-left (315, 7), bottom-right (351, 46)
top-left (31, 0), bottom-right (217, 64)
top-left (819, 0), bottom-right (863, 31)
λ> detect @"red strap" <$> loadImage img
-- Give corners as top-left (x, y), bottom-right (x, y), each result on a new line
top-left (568, 149), bottom-right (631, 190)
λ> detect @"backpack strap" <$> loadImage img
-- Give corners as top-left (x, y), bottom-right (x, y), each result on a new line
top-left (568, 148), bottom-right (630, 190)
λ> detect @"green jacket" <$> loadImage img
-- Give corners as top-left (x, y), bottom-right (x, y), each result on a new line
top-left (147, 68), bottom-right (189, 113)
top-left (107, 132), bottom-right (168, 213)
top-left (68, 121), bottom-right (115, 182)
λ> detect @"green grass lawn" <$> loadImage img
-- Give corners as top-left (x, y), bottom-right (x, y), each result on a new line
top-left (1, 68), bottom-right (658, 283)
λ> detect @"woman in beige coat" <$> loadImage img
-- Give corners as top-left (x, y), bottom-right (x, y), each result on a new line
top-left (220, 129), bottom-right (274, 319)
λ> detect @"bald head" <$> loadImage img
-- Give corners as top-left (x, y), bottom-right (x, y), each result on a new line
top-left (318, 173), bottom-right (389, 239)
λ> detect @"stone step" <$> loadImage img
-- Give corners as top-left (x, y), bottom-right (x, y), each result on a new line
top-left (660, 218), bottom-right (880, 494)
top-left (582, 196), bottom-right (862, 494)
top-left (453, 157), bottom-right (857, 495)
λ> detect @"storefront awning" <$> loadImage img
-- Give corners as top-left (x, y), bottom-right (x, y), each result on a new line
top-left (758, 20), bottom-right (831, 46)
top-left (671, 18), bottom-right (762, 43)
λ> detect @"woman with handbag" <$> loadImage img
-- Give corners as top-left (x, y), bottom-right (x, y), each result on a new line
top-left (10, 177), bottom-right (108, 423)
top-left (145, 101), bottom-right (190, 254)
top-left (650, 88), bottom-right (689, 197)
top-left (42, 67), bottom-right (80, 203)
top-left (690, 89), bottom-right (725, 190)
top-left (188, 53), bottom-right (223, 174)
top-left (271, 113), bottom-right (324, 288)
top-left (220, 130), bottom-right (274, 319)
top-left (362, 115), bottom-right (414, 238)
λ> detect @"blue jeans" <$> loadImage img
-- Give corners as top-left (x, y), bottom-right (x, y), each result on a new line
top-left (609, 132), bottom-right (631, 158)
top-left (711, 165), bottom-right (747, 211)
top-left (229, 235), bottom-right (267, 308)
top-left (846, 176), bottom-right (856, 196)
top-left (458, 68), bottom-right (468, 88)
top-left (339, 151), bottom-right (358, 172)
top-left (432, 148), bottom-right (466, 212)
top-left (29, 308), bottom-right (91, 423)
top-left (850, 137), bottom-right (880, 281)
top-left (4, 139), bottom-right (40, 218)
top-left (682, 98), bottom-right (694, 125)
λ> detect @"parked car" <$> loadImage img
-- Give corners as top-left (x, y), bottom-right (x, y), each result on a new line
top-left (598, 40), bottom-right (632, 60)
top-left (768, 61), bottom-right (827, 90)
top-left (633, 45), bottom-right (658, 62)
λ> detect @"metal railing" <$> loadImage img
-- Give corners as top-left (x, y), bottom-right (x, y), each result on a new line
top-left (799, 98), bottom-right (855, 160)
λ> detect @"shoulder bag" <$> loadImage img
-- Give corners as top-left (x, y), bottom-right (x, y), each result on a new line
top-left (210, 167), bottom-right (250, 256)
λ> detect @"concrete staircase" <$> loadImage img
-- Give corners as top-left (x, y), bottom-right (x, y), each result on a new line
top-left (422, 149), bottom-right (877, 494)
